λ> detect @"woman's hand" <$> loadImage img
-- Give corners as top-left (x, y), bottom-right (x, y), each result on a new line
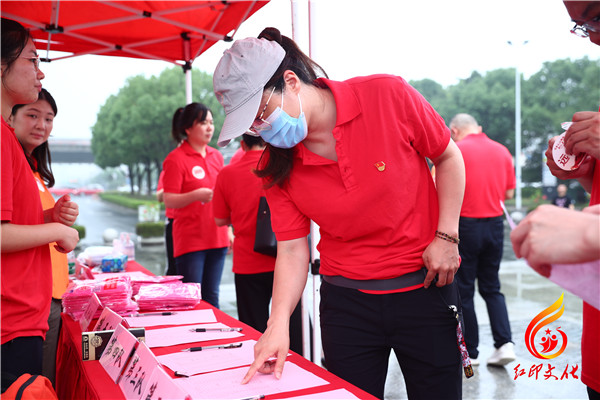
top-left (52, 194), bottom-right (79, 226)
top-left (194, 188), bottom-right (213, 203)
top-left (422, 236), bottom-right (460, 288)
top-left (510, 204), bottom-right (600, 276)
top-left (242, 319), bottom-right (290, 384)
top-left (545, 136), bottom-right (595, 181)
top-left (564, 111), bottom-right (600, 160)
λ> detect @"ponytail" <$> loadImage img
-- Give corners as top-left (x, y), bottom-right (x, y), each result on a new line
top-left (171, 103), bottom-right (211, 143)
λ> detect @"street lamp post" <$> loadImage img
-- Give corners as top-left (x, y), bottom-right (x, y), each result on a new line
top-left (507, 40), bottom-right (528, 210)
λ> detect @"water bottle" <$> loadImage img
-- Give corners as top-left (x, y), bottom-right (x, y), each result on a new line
top-left (120, 232), bottom-right (135, 262)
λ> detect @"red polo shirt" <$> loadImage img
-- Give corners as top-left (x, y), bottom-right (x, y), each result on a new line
top-left (582, 158), bottom-right (600, 394)
top-left (157, 171), bottom-right (175, 219)
top-left (264, 75), bottom-right (450, 280)
top-left (162, 140), bottom-right (229, 257)
top-left (456, 133), bottom-right (516, 218)
top-left (1, 117), bottom-right (52, 343)
top-left (213, 150), bottom-right (276, 274)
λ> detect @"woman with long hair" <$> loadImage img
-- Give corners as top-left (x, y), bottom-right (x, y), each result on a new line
top-left (1, 18), bottom-right (78, 392)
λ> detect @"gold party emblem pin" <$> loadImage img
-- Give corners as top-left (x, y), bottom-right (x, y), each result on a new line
top-left (374, 161), bottom-right (386, 172)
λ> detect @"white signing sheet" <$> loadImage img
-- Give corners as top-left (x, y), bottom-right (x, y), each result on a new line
top-left (145, 323), bottom-right (244, 348)
top-left (157, 339), bottom-right (257, 376)
top-left (124, 309), bottom-right (217, 328)
top-left (175, 361), bottom-right (329, 400)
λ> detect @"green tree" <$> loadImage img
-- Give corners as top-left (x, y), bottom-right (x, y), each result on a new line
top-left (410, 56), bottom-right (599, 185)
top-left (92, 66), bottom-right (225, 195)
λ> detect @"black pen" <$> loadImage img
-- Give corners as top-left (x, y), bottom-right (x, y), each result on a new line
top-left (188, 327), bottom-right (243, 332)
top-left (237, 395), bottom-right (265, 400)
top-left (126, 312), bottom-right (176, 317)
top-left (181, 342), bottom-right (243, 352)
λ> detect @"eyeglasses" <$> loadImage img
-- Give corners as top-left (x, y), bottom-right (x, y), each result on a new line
top-left (247, 86), bottom-right (276, 136)
top-left (570, 16), bottom-right (600, 38)
top-left (21, 56), bottom-right (41, 71)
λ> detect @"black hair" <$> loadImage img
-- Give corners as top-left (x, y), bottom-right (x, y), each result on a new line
top-left (1, 18), bottom-right (31, 73)
top-left (171, 102), bottom-right (211, 143)
top-left (254, 27), bottom-right (328, 188)
top-left (241, 133), bottom-right (266, 148)
top-left (11, 88), bottom-right (57, 187)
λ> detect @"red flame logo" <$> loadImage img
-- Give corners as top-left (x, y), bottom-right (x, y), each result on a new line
top-left (525, 293), bottom-right (568, 359)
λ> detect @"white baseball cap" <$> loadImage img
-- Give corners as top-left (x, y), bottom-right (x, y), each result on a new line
top-left (213, 37), bottom-right (285, 147)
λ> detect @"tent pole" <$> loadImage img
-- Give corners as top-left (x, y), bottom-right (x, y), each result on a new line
top-left (182, 32), bottom-right (193, 105)
top-left (291, 0), bottom-right (315, 363)
top-left (307, 0), bottom-right (323, 368)
top-left (185, 67), bottom-right (192, 105)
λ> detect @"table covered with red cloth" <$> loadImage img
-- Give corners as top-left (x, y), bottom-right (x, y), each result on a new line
top-left (56, 261), bottom-right (375, 399)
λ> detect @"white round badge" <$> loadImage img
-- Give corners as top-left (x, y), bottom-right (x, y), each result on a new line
top-left (552, 124), bottom-right (586, 171)
top-left (192, 166), bottom-right (206, 180)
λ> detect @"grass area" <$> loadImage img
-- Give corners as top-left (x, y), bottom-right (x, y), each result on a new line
top-left (99, 192), bottom-right (164, 210)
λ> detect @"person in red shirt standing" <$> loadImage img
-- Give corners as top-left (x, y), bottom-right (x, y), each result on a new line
top-left (512, 3), bottom-right (600, 399)
top-left (450, 113), bottom-right (516, 367)
top-left (162, 103), bottom-right (229, 309)
top-left (1, 18), bottom-right (79, 393)
top-left (213, 134), bottom-right (303, 354)
top-left (213, 28), bottom-right (466, 399)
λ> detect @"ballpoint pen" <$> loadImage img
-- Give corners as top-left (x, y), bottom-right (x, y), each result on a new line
top-left (126, 312), bottom-right (177, 317)
top-left (181, 343), bottom-right (243, 352)
top-left (188, 327), bottom-right (243, 332)
top-left (238, 395), bottom-right (265, 400)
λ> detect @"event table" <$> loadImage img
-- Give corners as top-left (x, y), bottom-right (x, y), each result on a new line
top-left (55, 261), bottom-right (376, 399)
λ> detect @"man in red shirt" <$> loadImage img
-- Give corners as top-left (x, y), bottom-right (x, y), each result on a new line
top-left (450, 113), bottom-right (516, 367)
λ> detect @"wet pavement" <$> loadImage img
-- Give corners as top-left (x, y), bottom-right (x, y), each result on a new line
top-left (74, 194), bottom-right (589, 399)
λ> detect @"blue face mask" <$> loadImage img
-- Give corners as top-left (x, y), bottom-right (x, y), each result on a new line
top-left (260, 93), bottom-right (308, 149)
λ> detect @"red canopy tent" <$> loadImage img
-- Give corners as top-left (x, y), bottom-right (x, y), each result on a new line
top-left (1, 0), bottom-right (270, 101)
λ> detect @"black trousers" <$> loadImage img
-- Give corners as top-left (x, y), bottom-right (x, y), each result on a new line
top-left (1, 336), bottom-right (43, 393)
top-left (164, 218), bottom-right (176, 275)
top-left (320, 280), bottom-right (462, 400)
top-left (234, 271), bottom-right (303, 356)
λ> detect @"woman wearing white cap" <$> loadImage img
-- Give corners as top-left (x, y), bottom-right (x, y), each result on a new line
top-left (213, 27), bottom-right (466, 399)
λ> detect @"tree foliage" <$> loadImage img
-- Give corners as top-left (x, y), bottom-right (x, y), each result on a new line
top-left (410, 56), bottom-right (599, 183)
top-left (92, 67), bottom-right (225, 195)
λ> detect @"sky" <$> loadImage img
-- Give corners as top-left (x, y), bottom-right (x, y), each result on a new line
top-left (38, 0), bottom-right (599, 141)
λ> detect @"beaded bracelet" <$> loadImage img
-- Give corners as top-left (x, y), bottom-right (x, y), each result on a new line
top-left (435, 230), bottom-right (460, 244)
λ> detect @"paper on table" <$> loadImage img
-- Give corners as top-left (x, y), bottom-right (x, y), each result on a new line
top-left (139, 364), bottom-right (192, 400)
top-left (157, 339), bottom-right (256, 376)
top-left (286, 388), bottom-right (361, 399)
top-left (124, 309), bottom-right (217, 328)
top-left (175, 362), bottom-right (329, 400)
top-left (145, 323), bottom-right (244, 348)
top-left (549, 260), bottom-right (600, 311)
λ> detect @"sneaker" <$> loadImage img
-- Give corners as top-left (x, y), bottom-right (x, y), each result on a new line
top-left (487, 342), bottom-right (516, 366)
top-left (470, 357), bottom-right (480, 366)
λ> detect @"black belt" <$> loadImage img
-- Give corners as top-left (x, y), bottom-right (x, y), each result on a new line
top-left (460, 216), bottom-right (503, 222)
top-left (322, 267), bottom-right (427, 291)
